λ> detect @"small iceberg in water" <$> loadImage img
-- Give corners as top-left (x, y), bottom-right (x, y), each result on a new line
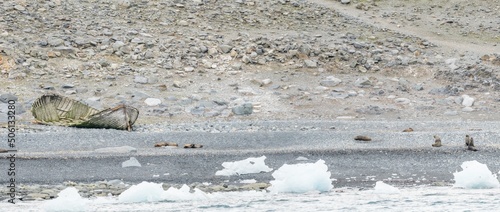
top-left (453, 160), bottom-right (500, 189)
top-left (215, 155), bottom-right (273, 176)
top-left (268, 159), bottom-right (333, 193)
top-left (43, 187), bottom-right (89, 212)
top-left (372, 181), bottom-right (400, 194)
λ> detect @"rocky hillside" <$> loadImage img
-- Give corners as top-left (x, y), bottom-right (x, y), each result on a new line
top-left (1, 0), bottom-right (499, 125)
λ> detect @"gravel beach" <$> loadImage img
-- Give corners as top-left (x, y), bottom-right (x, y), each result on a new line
top-left (1, 0), bottom-right (499, 202)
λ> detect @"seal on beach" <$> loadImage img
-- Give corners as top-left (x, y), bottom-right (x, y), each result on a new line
top-left (154, 142), bottom-right (178, 147)
top-left (184, 144), bottom-right (203, 148)
top-left (432, 135), bottom-right (442, 147)
top-left (402, 128), bottom-right (414, 132)
top-left (354, 135), bottom-right (372, 141)
top-left (465, 135), bottom-right (478, 151)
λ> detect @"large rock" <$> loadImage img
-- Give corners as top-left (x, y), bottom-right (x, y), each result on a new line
top-left (144, 98), bottom-right (162, 106)
top-left (320, 76), bottom-right (342, 87)
top-left (232, 103), bottom-right (253, 115)
top-left (0, 93), bottom-right (18, 103)
top-left (354, 77), bottom-right (372, 88)
top-left (304, 59), bottom-right (317, 68)
top-left (461, 95), bottom-right (474, 107)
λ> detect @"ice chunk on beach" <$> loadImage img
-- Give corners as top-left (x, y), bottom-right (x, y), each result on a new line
top-left (373, 181), bottom-right (400, 194)
top-left (453, 160), bottom-right (500, 189)
top-left (118, 182), bottom-right (165, 203)
top-left (43, 187), bottom-right (88, 212)
top-left (215, 155), bottom-right (273, 176)
top-left (122, 157), bottom-right (141, 168)
top-left (268, 159), bottom-right (333, 193)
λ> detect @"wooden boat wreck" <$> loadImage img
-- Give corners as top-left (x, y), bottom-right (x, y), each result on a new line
top-left (31, 94), bottom-right (139, 131)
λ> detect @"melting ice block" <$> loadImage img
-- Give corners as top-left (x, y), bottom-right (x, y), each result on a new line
top-left (373, 181), bottom-right (400, 194)
top-left (122, 157), bottom-right (142, 168)
top-left (43, 187), bottom-right (88, 212)
top-left (268, 159), bottom-right (333, 193)
top-left (453, 160), bottom-right (500, 189)
top-left (118, 181), bottom-right (165, 203)
top-left (215, 155), bottom-right (273, 176)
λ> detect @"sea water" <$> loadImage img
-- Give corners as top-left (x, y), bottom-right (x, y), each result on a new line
top-left (3, 186), bottom-right (500, 211)
top-left (3, 160), bottom-right (499, 211)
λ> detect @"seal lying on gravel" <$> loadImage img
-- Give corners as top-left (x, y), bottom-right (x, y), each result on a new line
top-left (31, 94), bottom-right (139, 131)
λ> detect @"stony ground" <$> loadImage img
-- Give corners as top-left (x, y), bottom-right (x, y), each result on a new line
top-left (0, 0), bottom-right (499, 202)
top-left (1, 0), bottom-right (499, 125)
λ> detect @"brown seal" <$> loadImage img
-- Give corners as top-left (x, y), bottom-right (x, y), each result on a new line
top-left (432, 135), bottom-right (442, 147)
top-left (154, 142), bottom-right (178, 147)
top-left (402, 128), bottom-right (414, 132)
top-left (183, 144), bottom-right (203, 148)
top-left (354, 135), bottom-right (372, 141)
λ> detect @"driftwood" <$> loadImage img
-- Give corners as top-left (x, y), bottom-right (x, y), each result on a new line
top-left (31, 94), bottom-right (139, 131)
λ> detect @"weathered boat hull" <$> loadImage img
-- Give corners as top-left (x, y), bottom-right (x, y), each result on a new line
top-left (31, 94), bottom-right (139, 131)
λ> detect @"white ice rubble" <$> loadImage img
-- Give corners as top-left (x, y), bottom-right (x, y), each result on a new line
top-left (118, 182), bottom-right (211, 203)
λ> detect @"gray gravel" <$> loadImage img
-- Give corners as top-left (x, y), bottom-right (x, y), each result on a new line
top-left (1, 120), bottom-right (500, 201)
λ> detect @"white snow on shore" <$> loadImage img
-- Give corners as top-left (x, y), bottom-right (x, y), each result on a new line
top-left (215, 155), bottom-right (273, 176)
top-left (268, 159), bottom-right (333, 193)
top-left (453, 160), bottom-right (500, 189)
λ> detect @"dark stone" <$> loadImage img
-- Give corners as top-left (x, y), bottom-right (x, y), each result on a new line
top-left (0, 93), bottom-right (18, 103)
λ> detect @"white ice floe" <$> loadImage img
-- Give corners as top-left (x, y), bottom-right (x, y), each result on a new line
top-left (43, 187), bottom-right (89, 212)
top-left (215, 155), bottom-right (273, 176)
top-left (122, 157), bottom-right (141, 168)
top-left (268, 159), bottom-right (333, 193)
top-left (453, 160), bottom-right (500, 189)
top-left (118, 182), bottom-right (212, 203)
top-left (372, 181), bottom-right (400, 194)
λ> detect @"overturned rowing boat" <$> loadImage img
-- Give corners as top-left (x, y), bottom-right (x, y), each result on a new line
top-left (31, 94), bottom-right (139, 131)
